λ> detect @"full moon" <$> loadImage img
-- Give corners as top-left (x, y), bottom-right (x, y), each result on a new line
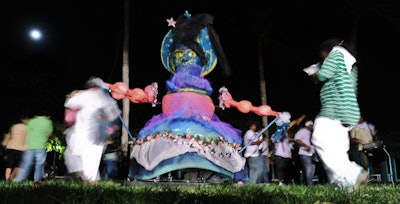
top-left (29, 29), bottom-right (42, 41)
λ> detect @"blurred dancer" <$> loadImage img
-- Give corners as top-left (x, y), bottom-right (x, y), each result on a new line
top-left (64, 77), bottom-right (121, 184)
top-left (102, 137), bottom-right (121, 181)
top-left (2, 115), bottom-right (29, 181)
top-left (307, 39), bottom-right (369, 192)
top-left (14, 111), bottom-right (53, 187)
top-left (349, 117), bottom-right (376, 170)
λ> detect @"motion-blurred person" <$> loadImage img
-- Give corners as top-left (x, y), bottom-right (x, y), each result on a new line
top-left (2, 115), bottom-right (29, 181)
top-left (63, 90), bottom-right (84, 180)
top-left (102, 137), bottom-right (121, 181)
top-left (294, 120), bottom-right (316, 185)
top-left (14, 111), bottom-right (53, 187)
top-left (64, 77), bottom-right (121, 184)
top-left (349, 117), bottom-right (376, 170)
top-left (307, 38), bottom-right (368, 191)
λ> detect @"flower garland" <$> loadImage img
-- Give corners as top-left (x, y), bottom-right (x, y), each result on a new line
top-left (135, 131), bottom-right (242, 158)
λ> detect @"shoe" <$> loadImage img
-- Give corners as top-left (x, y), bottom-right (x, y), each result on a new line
top-left (352, 170), bottom-right (369, 191)
top-left (235, 181), bottom-right (244, 186)
top-left (83, 180), bottom-right (99, 185)
top-left (331, 178), bottom-right (352, 192)
top-left (126, 177), bottom-right (137, 182)
top-left (32, 181), bottom-right (42, 189)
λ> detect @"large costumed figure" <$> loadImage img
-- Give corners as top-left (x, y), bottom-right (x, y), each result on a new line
top-left (104, 11), bottom-right (280, 181)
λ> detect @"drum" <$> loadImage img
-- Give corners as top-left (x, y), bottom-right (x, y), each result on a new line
top-left (363, 140), bottom-right (384, 151)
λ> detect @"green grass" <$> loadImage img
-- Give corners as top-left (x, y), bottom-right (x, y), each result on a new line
top-left (1, 179), bottom-right (399, 204)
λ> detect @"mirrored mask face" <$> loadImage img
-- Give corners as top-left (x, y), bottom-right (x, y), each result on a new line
top-left (161, 27), bottom-right (217, 76)
top-left (169, 44), bottom-right (202, 73)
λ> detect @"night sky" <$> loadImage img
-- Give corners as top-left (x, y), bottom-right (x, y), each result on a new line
top-left (1, 0), bottom-right (400, 136)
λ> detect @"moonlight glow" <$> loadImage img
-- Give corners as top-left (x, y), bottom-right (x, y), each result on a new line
top-left (29, 29), bottom-right (42, 41)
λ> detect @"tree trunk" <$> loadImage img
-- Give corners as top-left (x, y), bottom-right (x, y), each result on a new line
top-left (121, 0), bottom-right (129, 157)
top-left (257, 35), bottom-right (269, 130)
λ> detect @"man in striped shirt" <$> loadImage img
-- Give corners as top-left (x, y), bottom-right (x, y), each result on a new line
top-left (309, 39), bottom-right (369, 192)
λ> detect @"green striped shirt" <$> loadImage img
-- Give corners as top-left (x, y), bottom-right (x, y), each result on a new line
top-left (317, 49), bottom-right (360, 127)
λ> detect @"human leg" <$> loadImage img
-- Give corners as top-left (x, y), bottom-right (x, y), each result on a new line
top-left (261, 155), bottom-right (270, 183)
top-left (314, 158), bottom-right (328, 184)
top-left (4, 149), bottom-right (21, 181)
top-left (14, 150), bottom-right (34, 182)
top-left (103, 159), bottom-right (118, 180)
top-left (312, 117), bottom-right (367, 190)
top-left (9, 150), bottom-right (24, 181)
top-left (33, 149), bottom-right (47, 182)
top-left (4, 149), bottom-right (11, 181)
top-left (233, 168), bottom-right (248, 184)
top-left (359, 151), bottom-right (369, 171)
top-left (247, 156), bottom-right (263, 184)
top-left (103, 159), bottom-right (110, 180)
top-left (274, 155), bottom-right (290, 183)
top-left (127, 157), bottom-right (139, 180)
top-left (299, 155), bottom-right (316, 185)
top-left (5, 168), bottom-right (11, 181)
top-left (81, 144), bottom-right (105, 182)
top-left (64, 147), bottom-right (83, 178)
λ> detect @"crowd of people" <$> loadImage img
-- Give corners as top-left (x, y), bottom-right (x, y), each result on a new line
top-left (240, 117), bottom-right (382, 188)
top-left (0, 111), bottom-right (379, 188)
top-left (0, 13), bottom-right (383, 193)
top-left (237, 116), bottom-right (325, 186)
top-left (0, 86), bottom-right (382, 190)
top-left (1, 111), bottom-right (53, 188)
top-left (0, 77), bottom-right (123, 187)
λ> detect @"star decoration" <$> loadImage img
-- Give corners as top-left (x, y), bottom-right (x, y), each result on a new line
top-left (166, 17), bottom-right (176, 27)
top-left (184, 10), bottom-right (191, 19)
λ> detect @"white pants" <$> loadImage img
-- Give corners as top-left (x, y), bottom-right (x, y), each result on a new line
top-left (81, 143), bottom-right (105, 182)
top-left (312, 117), bottom-right (363, 186)
top-left (64, 148), bottom-right (83, 173)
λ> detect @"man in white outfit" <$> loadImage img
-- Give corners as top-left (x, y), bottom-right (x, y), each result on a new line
top-left (294, 120), bottom-right (316, 185)
top-left (64, 77), bottom-right (121, 183)
top-left (243, 121), bottom-right (263, 184)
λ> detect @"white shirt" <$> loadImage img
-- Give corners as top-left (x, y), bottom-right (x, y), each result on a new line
top-left (260, 140), bottom-right (269, 156)
top-left (64, 88), bottom-right (120, 155)
top-left (243, 129), bottom-right (260, 158)
top-left (294, 127), bottom-right (314, 156)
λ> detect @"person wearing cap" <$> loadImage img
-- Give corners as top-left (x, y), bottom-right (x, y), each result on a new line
top-left (308, 38), bottom-right (369, 192)
top-left (294, 120), bottom-right (316, 185)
